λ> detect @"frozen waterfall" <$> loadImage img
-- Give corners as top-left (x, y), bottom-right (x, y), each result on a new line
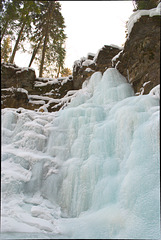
top-left (1, 68), bottom-right (160, 239)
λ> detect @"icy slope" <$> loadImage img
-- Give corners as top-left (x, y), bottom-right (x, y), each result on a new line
top-left (1, 68), bottom-right (160, 239)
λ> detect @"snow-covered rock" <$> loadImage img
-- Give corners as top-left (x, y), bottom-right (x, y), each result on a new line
top-left (113, 9), bottom-right (160, 95)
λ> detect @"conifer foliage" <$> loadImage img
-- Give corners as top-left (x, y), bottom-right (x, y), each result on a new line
top-left (1, 36), bottom-right (12, 62)
top-left (132, 0), bottom-right (158, 10)
top-left (1, 0), bottom-right (66, 77)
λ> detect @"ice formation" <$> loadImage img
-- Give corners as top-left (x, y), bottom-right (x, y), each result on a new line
top-left (1, 68), bottom-right (160, 239)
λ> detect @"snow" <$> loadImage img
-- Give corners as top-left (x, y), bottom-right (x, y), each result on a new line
top-left (115, 60), bottom-right (120, 69)
top-left (67, 75), bottom-right (73, 80)
top-left (112, 50), bottom-right (123, 67)
top-left (82, 59), bottom-right (94, 67)
top-left (27, 90), bottom-right (79, 112)
top-left (1, 87), bottom-right (16, 92)
top-left (2, 65), bottom-right (20, 70)
top-left (34, 78), bottom-right (59, 87)
top-left (34, 76), bottom-right (72, 88)
top-left (85, 67), bottom-right (94, 72)
top-left (109, 44), bottom-right (123, 49)
top-left (87, 52), bottom-right (95, 57)
top-left (149, 84), bottom-right (160, 99)
top-left (16, 67), bottom-right (35, 74)
top-left (36, 77), bottom-right (53, 82)
top-left (28, 95), bottom-right (52, 101)
top-left (127, 2), bottom-right (161, 37)
top-left (73, 60), bottom-right (82, 72)
top-left (143, 80), bottom-right (151, 87)
top-left (1, 87), bottom-right (28, 95)
top-left (29, 100), bottom-right (46, 105)
top-left (1, 68), bottom-right (160, 239)
top-left (17, 88), bottom-right (28, 94)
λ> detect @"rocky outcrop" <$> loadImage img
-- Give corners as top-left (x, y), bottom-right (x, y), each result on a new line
top-left (1, 87), bottom-right (30, 109)
top-left (73, 45), bottom-right (120, 89)
top-left (114, 15), bottom-right (160, 95)
top-left (1, 63), bottom-right (36, 92)
top-left (1, 63), bottom-right (74, 112)
top-left (1, 10), bottom-right (160, 112)
top-left (73, 12), bottom-right (160, 95)
top-left (33, 76), bottom-right (73, 97)
top-left (94, 45), bottom-right (121, 73)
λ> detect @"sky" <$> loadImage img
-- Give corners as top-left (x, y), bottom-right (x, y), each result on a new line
top-left (15, 1), bottom-right (134, 76)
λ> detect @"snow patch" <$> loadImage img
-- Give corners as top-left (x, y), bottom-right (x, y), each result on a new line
top-left (82, 59), bottom-right (94, 67)
top-left (112, 50), bottom-right (123, 67)
top-left (85, 68), bottom-right (94, 72)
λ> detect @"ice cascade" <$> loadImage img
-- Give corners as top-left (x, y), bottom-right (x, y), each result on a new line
top-left (1, 68), bottom-right (160, 239)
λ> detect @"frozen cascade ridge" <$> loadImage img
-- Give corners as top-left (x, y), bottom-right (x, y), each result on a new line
top-left (1, 68), bottom-right (160, 239)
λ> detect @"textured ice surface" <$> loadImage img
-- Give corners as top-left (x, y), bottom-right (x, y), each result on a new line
top-left (1, 68), bottom-right (160, 239)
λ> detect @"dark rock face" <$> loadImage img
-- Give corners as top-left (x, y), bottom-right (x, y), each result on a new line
top-left (1, 63), bottom-right (74, 112)
top-left (73, 14), bottom-right (160, 95)
top-left (1, 63), bottom-right (36, 91)
top-left (94, 45), bottom-right (121, 73)
top-left (73, 45), bottom-right (120, 90)
top-left (32, 77), bottom-right (73, 98)
top-left (1, 88), bottom-right (29, 109)
top-left (115, 15), bottom-right (160, 95)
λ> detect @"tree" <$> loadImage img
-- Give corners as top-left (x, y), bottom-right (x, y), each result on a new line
top-left (1, 36), bottom-right (12, 62)
top-left (28, 35), bottom-right (44, 67)
top-left (55, 41), bottom-right (66, 78)
top-left (132, 0), bottom-right (158, 10)
top-left (1, 0), bottom-right (20, 41)
top-left (27, 1), bottom-right (66, 77)
top-left (61, 68), bottom-right (72, 77)
top-left (8, 1), bottom-right (40, 63)
top-left (39, 1), bottom-right (66, 77)
top-left (1, 0), bottom-right (66, 78)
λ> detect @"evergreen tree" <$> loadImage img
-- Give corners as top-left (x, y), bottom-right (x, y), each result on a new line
top-left (28, 35), bottom-right (44, 67)
top-left (1, 36), bottom-right (12, 62)
top-left (55, 41), bottom-right (66, 78)
top-left (27, 1), bottom-right (66, 77)
top-left (133, 0), bottom-right (158, 10)
top-left (1, 0), bottom-right (66, 77)
top-left (8, 1), bottom-right (40, 63)
top-left (1, 0), bottom-right (21, 41)
top-left (61, 68), bottom-right (72, 77)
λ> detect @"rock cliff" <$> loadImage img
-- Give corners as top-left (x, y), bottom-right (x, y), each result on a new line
top-left (114, 15), bottom-right (160, 95)
top-left (1, 63), bottom-right (74, 112)
top-left (1, 8), bottom-right (160, 112)
top-left (73, 14), bottom-right (160, 95)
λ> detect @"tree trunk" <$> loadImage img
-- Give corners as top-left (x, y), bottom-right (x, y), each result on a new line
top-left (39, 32), bottom-right (48, 77)
top-left (9, 20), bottom-right (26, 64)
top-left (39, 1), bottom-right (54, 77)
top-left (57, 64), bottom-right (61, 78)
top-left (28, 37), bottom-right (43, 67)
top-left (1, 20), bottom-right (9, 41)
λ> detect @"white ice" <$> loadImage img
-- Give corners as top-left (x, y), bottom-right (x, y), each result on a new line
top-left (1, 68), bottom-right (160, 239)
